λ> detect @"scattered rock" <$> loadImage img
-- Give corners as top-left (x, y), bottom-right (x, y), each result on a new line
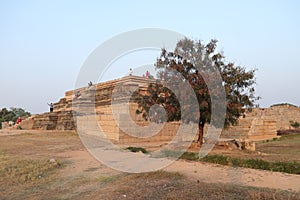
top-left (218, 139), bottom-right (242, 150)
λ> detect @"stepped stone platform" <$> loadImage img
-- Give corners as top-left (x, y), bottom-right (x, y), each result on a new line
top-left (221, 104), bottom-right (300, 140)
top-left (13, 76), bottom-right (300, 144)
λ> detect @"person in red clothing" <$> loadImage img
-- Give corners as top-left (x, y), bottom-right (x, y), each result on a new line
top-left (16, 117), bottom-right (22, 124)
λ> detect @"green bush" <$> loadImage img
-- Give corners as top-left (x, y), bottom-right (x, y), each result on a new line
top-left (126, 147), bottom-right (148, 154)
top-left (290, 120), bottom-right (300, 128)
top-left (0, 107), bottom-right (31, 124)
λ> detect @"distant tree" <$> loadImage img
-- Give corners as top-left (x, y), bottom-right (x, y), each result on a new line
top-left (0, 107), bottom-right (31, 129)
top-left (10, 107), bottom-right (31, 121)
top-left (134, 38), bottom-right (259, 145)
top-left (0, 108), bottom-right (14, 122)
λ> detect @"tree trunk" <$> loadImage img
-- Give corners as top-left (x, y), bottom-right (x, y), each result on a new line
top-left (197, 122), bottom-right (204, 145)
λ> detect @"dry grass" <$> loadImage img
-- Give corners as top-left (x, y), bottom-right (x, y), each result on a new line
top-left (86, 171), bottom-right (300, 200)
top-left (205, 134), bottom-right (300, 163)
top-left (0, 131), bottom-right (299, 199)
top-left (0, 151), bottom-right (64, 199)
top-left (256, 134), bottom-right (300, 162)
top-left (0, 154), bottom-right (63, 184)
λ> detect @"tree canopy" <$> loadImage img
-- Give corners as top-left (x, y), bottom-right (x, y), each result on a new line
top-left (134, 38), bottom-right (259, 144)
top-left (0, 107), bottom-right (31, 129)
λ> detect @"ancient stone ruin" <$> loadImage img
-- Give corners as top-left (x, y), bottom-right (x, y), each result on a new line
top-left (14, 76), bottom-right (300, 145)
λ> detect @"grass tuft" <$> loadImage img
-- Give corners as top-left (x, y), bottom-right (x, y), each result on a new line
top-left (126, 146), bottom-right (148, 154)
top-left (158, 149), bottom-right (300, 175)
top-left (97, 175), bottom-right (119, 184)
top-left (200, 154), bottom-right (300, 174)
top-left (158, 149), bottom-right (184, 158)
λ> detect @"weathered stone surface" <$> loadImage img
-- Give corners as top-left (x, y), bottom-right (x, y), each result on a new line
top-left (14, 76), bottom-right (300, 144)
top-left (220, 105), bottom-right (300, 140)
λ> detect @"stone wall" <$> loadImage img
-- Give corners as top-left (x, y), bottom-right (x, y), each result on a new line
top-left (220, 108), bottom-right (278, 140)
top-left (15, 76), bottom-right (300, 143)
top-left (261, 104), bottom-right (300, 130)
top-left (221, 105), bottom-right (300, 140)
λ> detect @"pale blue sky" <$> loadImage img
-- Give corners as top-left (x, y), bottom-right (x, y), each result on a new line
top-left (0, 0), bottom-right (299, 113)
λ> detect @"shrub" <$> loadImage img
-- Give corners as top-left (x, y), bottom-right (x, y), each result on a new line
top-left (200, 155), bottom-right (230, 165)
top-left (126, 146), bottom-right (148, 154)
top-left (290, 120), bottom-right (300, 128)
top-left (180, 152), bottom-right (199, 161)
top-left (270, 161), bottom-right (300, 174)
top-left (243, 159), bottom-right (270, 170)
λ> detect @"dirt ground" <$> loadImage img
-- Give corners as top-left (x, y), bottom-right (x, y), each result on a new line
top-left (0, 130), bottom-right (300, 199)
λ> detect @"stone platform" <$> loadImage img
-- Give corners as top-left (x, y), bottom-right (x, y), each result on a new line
top-left (13, 76), bottom-right (300, 144)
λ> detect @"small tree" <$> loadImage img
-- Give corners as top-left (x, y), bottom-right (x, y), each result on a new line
top-left (10, 107), bottom-right (31, 121)
top-left (134, 38), bottom-right (259, 145)
top-left (0, 107), bottom-right (31, 129)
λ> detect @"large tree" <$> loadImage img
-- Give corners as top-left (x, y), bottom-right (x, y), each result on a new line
top-left (134, 38), bottom-right (259, 144)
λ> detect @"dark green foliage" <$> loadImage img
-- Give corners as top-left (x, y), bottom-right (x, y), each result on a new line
top-left (243, 159), bottom-right (270, 170)
top-left (126, 146), bottom-right (148, 154)
top-left (9, 107), bottom-right (31, 119)
top-left (0, 107), bottom-right (31, 129)
top-left (134, 38), bottom-right (259, 143)
top-left (269, 161), bottom-right (300, 174)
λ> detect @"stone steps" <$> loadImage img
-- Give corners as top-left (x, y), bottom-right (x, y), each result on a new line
top-left (20, 76), bottom-right (300, 143)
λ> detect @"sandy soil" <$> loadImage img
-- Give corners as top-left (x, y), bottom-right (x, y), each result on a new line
top-left (56, 147), bottom-right (300, 192)
top-left (166, 160), bottom-right (300, 192)
top-left (1, 129), bottom-right (299, 193)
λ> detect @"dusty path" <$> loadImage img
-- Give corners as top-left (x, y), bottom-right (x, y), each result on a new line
top-left (57, 148), bottom-right (300, 192)
top-left (166, 159), bottom-right (300, 192)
